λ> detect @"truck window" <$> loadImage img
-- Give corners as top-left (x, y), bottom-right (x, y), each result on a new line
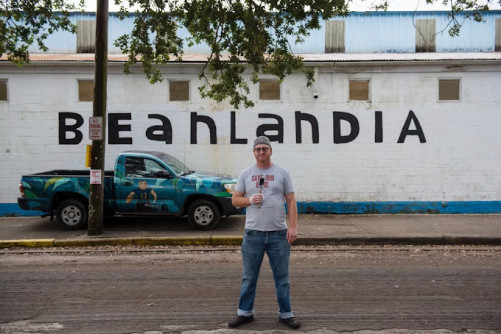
top-left (125, 157), bottom-right (168, 178)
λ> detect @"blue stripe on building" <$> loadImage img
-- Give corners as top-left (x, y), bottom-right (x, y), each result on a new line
top-left (297, 201), bottom-right (501, 214)
top-left (2, 201), bottom-right (501, 217)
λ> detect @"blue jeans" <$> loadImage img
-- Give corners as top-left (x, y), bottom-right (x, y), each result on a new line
top-left (237, 229), bottom-right (294, 319)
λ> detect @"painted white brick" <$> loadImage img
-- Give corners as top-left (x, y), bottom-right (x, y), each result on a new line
top-left (1, 61), bottom-right (500, 207)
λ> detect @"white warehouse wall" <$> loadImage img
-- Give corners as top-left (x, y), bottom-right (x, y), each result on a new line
top-left (1, 60), bottom-right (500, 213)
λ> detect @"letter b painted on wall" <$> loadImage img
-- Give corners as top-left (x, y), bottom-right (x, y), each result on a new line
top-left (59, 112), bottom-right (83, 145)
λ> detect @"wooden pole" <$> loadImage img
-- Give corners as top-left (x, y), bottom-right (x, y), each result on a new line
top-left (88, 0), bottom-right (108, 236)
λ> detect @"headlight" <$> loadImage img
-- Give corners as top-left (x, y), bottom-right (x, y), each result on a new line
top-left (224, 183), bottom-right (236, 194)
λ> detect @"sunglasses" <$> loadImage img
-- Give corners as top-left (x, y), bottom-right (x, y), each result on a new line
top-left (253, 147), bottom-right (270, 153)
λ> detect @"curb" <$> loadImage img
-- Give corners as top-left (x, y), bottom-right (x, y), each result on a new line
top-left (1, 236), bottom-right (501, 249)
top-left (0, 236), bottom-right (244, 249)
top-left (0, 239), bottom-right (55, 248)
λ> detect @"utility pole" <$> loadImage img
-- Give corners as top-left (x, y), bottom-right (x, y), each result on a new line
top-left (88, 0), bottom-right (108, 236)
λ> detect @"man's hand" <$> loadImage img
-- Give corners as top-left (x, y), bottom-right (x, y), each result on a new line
top-left (287, 226), bottom-right (297, 244)
top-left (249, 193), bottom-right (263, 205)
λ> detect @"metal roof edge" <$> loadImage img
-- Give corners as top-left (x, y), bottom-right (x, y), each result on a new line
top-left (1, 53), bottom-right (501, 65)
top-left (298, 52), bottom-right (501, 63)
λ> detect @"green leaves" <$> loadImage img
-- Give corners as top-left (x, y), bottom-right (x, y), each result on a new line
top-left (1, 0), bottom-right (83, 65)
top-left (379, 0), bottom-right (492, 37)
top-left (3, 0), bottom-right (497, 109)
top-left (115, 0), bottom-right (349, 108)
top-left (445, 0), bottom-right (490, 37)
top-left (114, 1), bottom-right (185, 84)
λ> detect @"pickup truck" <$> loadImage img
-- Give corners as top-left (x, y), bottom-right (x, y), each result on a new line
top-left (18, 151), bottom-right (243, 230)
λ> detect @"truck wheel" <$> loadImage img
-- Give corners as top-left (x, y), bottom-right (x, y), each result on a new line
top-left (187, 199), bottom-right (221, 230)
top-left (56, 199), bottom-right (87, 230)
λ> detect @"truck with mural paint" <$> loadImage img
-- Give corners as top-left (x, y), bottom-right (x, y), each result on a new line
top-left (17, 151), bottom-right (243, 230)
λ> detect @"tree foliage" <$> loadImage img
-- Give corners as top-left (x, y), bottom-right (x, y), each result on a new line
top-left (374, 0), bottom-right (499, 37)
top-left (1, 0), bottom-right (499, 108)
top-left (0, 0), bottom-right (84, 65)
top-left (114, 0), bottom-right (349, 108)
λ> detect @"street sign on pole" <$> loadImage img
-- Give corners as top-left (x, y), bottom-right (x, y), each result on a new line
top-left (89, 116), bottom-right (103, 141)
top-left (90, 169), bottom-right (102, 184)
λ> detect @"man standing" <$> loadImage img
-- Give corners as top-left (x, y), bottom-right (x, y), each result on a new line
top-left (228, 136), bottom-right (300, 329)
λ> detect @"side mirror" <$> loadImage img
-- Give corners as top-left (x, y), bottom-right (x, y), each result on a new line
top-left (156, 170), bottom-right (173, 179)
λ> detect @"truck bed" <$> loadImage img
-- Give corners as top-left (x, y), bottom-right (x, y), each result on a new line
top-left (29, 170), bottom-right (115, 177)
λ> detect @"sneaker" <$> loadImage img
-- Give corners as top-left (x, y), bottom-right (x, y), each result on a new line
top-left (228, 315), bottom-right (254, 328)
top-left (279, 317), bottom-right (301, 329)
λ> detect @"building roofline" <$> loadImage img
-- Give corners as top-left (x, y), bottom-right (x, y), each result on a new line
top-left (1, 52), bottom-right (501, 65)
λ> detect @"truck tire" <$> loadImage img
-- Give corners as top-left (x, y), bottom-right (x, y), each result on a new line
top-left (56, 199), bottom-right (87, 230)
top-left (187, 199), bottom-right (221, 230)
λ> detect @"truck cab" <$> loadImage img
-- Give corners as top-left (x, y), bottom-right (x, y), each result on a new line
top-left (18, 151), bottom-right (242, 230)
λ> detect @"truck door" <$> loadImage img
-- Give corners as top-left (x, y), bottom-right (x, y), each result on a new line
top-left (114, 156), bottom-right (178, 213)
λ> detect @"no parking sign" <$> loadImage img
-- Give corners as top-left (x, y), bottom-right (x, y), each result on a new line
top-left (89, 116), bottom-right (103, 141)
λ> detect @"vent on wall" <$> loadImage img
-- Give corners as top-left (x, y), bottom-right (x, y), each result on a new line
top-left (77, 20), bottom-right (96, 53)
top-left (415, 19), bottom-right (436, 52)
top-left (325, 20), bottom-right (345, 53)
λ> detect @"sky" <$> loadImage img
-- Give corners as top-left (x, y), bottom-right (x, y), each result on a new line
top-left (84, 0), bottom-right (501, 12)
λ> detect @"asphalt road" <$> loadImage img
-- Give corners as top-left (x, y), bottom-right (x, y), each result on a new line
top-left (1, 246), bottom-right (500, 334)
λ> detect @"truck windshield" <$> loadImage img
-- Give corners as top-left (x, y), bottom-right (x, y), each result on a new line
top-left (155, 152), bottom-right (191, 175)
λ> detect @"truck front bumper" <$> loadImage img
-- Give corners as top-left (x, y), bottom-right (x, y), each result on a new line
top-left (216, 197), bottom-right (244, 216)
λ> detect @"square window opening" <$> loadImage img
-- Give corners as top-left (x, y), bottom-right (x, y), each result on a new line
top-left (349, 80), bottom-right (369, 101)
top-left (170, 81), bottom-right (190, 101)
top-left (78, 80), bottom-right (94, 102)
top-left (439, 79), bottom-right (460, 101)
top-left (259, 80), bottom-right (280, 100)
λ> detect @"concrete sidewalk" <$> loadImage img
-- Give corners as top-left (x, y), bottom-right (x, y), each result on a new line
top-left (1, 214), bottom-right (501, 248)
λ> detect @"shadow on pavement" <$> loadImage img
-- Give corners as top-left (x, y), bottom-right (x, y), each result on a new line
top-left (0, 215), bottom-right (246, 240)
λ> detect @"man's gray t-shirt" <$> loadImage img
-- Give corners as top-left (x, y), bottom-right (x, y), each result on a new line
top-left (235, 164), bottom-right (294, 231)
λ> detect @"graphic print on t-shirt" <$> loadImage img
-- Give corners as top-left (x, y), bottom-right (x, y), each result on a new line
top-left (251, 174), bottom-right (276, 200)
top-left (251, 174), bottom-right (275, 189)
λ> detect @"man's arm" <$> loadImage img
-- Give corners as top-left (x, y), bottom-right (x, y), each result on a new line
top-left (285, 192), bottom-right (298, 244)
top-left (232, 190), bottom-right (250, 208)
top-left (232, 190), bottom-right (263, 208)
